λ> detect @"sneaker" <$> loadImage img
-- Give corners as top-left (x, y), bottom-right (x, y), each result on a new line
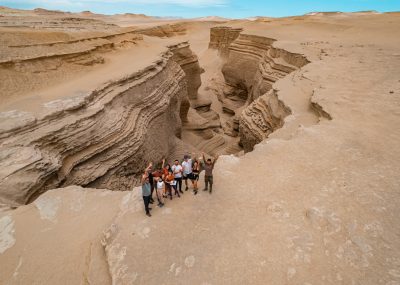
top-left (194, 190), bottom-right (198, 195)
top-left (203, 188), bottom-right (208, 191)
top-left (185, 186), bottom-right (189, 191)
top-left (146, 213), bottom-right (152, 217)
top-left (180, 190), bottom-right (184, 194)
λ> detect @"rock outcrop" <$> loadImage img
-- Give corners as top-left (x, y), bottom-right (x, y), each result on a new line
top-left (239, 89), bottom-right (291, 152)
top-left (0, 14), bottom-right (118, 31)
top-left (169, 42), bottom-right (203, 123)
top-left (136, 23), bottom-right (186, 38)
top-left (220, 33), bottom-right (310, 151)
top-left (0, 29), bottom-right (143, 103)
top-left (1, 8), bottom-right (400, 285)
top-left (0, 186), bottom-right (128, 285)
top-left (209, 26), bottom-right (243, 57)
top-left (0, 41), bottom-right (201, 207)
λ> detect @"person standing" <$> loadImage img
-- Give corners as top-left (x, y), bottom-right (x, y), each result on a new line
top-left (152, 167), bottom-right (163, 205)
top-left (161, 158), bottom-right (171, 176)
top-left (156, 177), bottom-right (165, 207)
top-left (165, 170), bottom-right (180, 199)
top-left (182, 154), bottom-right (194, 191)
top-left (145, 162), bottom-right (155, 204)
top-left (141, 174), bottom-right (152, 217)
top-left (192, 159), bottom-right (200, 195)
top-left (172, 159), bottom-right (183, 194)
top-left (202, 153), bottom-right (218, 194)
top-left (162, 159), bottom-right (172, 198)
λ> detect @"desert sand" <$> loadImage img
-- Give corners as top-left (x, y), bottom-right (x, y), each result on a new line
top-left (0, 6), bottom-right (400, 285)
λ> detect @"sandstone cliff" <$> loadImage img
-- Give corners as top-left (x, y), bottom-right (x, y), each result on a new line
top-left (0, 40), bottom-right (203, 206)
top-left (209, 26), bottom-right (242, 57)
top-left (0, 9), bottom-right (400, 285)
top-left (218, 32), bottom-right (310, 151)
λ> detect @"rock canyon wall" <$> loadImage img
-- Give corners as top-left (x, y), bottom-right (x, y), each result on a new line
top-left (1, 8), bottom-right (400, 285)
top-left (209, 26), bottom-right (242, 57)
top-left (0, 38), bottom-right (204, 206)
top-left (0, 24), bottom-right (314, 205)
top-left (209, 28), bottom-right (310, 152)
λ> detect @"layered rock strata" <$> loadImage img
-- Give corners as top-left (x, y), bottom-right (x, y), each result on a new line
top-left (0, 15), bottom-right (119, 31)
top-left (220, 33), bottom-right (310, 151)
top-left (0, 29), bottom-right (143, 103)
top-left (0, 42), bottom-right (202, 207)
top-left (208, 26), bottom-right (243, 57)
top-left (169, 43), bottom-right (203, 123)
top-left (239, 89), bottom-right (291, 152)
top-left (136, 23), bottom-right (186, 38)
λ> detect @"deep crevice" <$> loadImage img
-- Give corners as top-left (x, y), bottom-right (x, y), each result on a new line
top-left (0, 26), bottom-right (331, 207)
top-left (181, 26), bottom-right (320, 154)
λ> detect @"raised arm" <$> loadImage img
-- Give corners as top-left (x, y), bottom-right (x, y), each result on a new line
top-left (212, 155), bottom-right (219, 167)
top-left (141, 173), bottom-right (147, 184)
top-left (144, 162), bottom-right (152, 173)
top-left (161, 158), bottom-right (165, 169)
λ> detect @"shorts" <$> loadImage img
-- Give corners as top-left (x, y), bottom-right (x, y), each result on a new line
top-left (186, 173), bottom-right (198, 181)
top-left (183, 173), bottom-right (192, 180)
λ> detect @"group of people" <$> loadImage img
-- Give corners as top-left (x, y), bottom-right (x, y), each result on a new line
top-left (140, 153), bottom-right (218, 217)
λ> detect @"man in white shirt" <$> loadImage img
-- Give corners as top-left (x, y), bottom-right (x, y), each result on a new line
top-left (182, 154), bottom-right (193, 191)
top-left (171, 160), bottom-right (183, 194)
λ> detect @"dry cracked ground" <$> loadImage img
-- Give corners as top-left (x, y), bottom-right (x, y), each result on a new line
top-left (0, 6), bottom-right (400, 285)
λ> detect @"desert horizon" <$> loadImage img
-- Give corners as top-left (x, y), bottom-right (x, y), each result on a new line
top-left (2, 4), bottom-right (399, 18)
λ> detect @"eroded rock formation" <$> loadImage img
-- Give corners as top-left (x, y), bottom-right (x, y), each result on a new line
top-left (218, 32), bottom-right (310, 151)
top-left (137, 23), bottom-right (186, 38)
top-left (0, 41), bottom-right (203, 206)
top-left (0, 29), bottom-right (143, 103)
top-left (209, 26), bottom-right (242, 57)
top-left (169, 42), bottom-right (203, 123)
top-left (1, 8), bottom-right (400, 285)
top-left (239, 89), bottom-right (291, 152)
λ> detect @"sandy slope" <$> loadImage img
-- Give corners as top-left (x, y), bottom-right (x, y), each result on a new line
top-left (0, 8), bottom-right (400, 285)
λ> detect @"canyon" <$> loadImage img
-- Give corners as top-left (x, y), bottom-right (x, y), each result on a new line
top-left (0, 6), bottom-right (400, 285)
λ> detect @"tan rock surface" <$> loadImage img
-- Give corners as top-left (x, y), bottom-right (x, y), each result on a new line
top-left (0, 7), bottom-right (400, 285)
top-left (0, 186), bottom-right (127, 284)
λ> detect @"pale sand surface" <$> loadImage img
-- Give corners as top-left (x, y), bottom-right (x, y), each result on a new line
top-left (0, 8), bottom-right (399, 285)
top-left (0, 36), bottom-right (171, 113)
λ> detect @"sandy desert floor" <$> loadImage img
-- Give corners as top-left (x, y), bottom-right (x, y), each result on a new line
top-left (0, 6), bottom-right (400, 285)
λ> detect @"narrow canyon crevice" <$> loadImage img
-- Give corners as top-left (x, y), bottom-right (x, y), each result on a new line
top-left (184, 27), bottom-right (317, 154)
top-left (1, 9), bottom-right (398, 285)
top-left (0, 39), bottom-right (193, 206)
top-left (0, 25), bottom-right (328, 207)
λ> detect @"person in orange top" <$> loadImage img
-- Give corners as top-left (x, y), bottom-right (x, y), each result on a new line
top-left (162, 158), bottom-right (172, 177)
top-left (165, 170), bottom-right (180, 200)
